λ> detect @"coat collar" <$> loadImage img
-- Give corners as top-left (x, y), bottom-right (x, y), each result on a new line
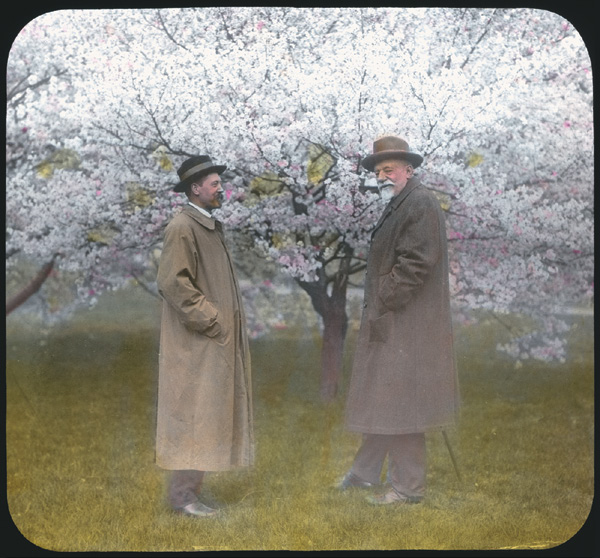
top-left (181, 204), bottom-right (217, 230)
top-left (371, 176), bottom-right (421, 237)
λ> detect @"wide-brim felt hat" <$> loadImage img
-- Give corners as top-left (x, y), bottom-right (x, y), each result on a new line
top-left (361, 136), bottom-right (423, 171)
top-left (173, 155), bottom-right (227, 192)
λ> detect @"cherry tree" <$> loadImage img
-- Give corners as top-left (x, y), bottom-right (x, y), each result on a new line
top-left (6, 7), bottom-right (593, 400)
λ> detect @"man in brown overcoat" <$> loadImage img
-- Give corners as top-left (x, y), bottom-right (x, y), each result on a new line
top-left (155, 155), bottom-right (253, 517)
top-left (340, 136), bottom-right (459, 505)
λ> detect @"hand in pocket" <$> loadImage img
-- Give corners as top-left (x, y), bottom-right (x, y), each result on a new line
top-left (204, 320), bottom-right (222, 339)
top-left (369, 313), bottom-right (390, 343)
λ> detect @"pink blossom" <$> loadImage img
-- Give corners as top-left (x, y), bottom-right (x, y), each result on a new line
top-left (4, 8), bottom-right (593, 367)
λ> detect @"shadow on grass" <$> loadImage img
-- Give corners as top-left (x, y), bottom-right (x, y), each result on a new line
top-left (5, 304), bottom-right (595, 552)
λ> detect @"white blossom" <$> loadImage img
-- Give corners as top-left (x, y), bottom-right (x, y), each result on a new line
top-left (6, 7), bottom-right (593, 362)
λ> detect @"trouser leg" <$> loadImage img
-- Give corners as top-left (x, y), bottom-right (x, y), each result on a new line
top-left (351, 432), bottom-right (426, 498)
top-left (168, 469), bottom-right (205, 509)
top-left (387, 432), bottom-right (426, 499)
top-left (350, 434), bottom-right (390, 485)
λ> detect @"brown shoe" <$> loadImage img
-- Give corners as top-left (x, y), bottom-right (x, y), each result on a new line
top-left (175, 501), bottom-right (218, 517)
top-left (366, 488), bottom-right (422, 505)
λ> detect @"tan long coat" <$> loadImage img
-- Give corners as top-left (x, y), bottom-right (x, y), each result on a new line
top-left (155, 205), bottom-right (253, 471)
top-left (345, 177), bottom-right (459, 435)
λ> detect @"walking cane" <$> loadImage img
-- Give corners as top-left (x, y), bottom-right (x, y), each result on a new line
top-left (442, 430), bottom-right (462, 481)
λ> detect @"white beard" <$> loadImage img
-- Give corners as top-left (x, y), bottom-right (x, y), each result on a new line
top-left (378, 181), bottom-right (395, 201)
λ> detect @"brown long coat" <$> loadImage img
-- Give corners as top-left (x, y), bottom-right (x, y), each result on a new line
top-left (345, 177), bottom-right (459, 435)
top-left (155, 205), bottom-right (253, 471)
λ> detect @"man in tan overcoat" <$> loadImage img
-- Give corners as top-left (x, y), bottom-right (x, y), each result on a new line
top-left (155, 155), bottom-right (253, 517)
top-left (340, 136), bottom-right (459, 505)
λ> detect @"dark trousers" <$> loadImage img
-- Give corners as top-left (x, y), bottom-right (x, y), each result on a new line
top-left (168, 470), bottom-right (205, 509)
top-left (350, 432), bottom-right (426, 499)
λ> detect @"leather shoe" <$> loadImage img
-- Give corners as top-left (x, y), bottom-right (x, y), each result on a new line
top-left (366, 488), bottom-right (422, 505)
top-left (335, 472), bottom-right (375, 490)
top-left (175, 501), bottom-right (218, 517)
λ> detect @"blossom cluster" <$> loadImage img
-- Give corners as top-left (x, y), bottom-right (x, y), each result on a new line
top-left (6, 7), bottom-right (593, 363)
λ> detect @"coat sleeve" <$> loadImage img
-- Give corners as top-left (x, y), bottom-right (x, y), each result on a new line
top-left (157, 220), bottom-right (220, 334)
top-left (378, 193), bottom-right (442, 311)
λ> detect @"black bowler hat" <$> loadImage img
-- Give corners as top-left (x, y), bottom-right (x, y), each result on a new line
top-left (173, 155), bottom-right (227, 193)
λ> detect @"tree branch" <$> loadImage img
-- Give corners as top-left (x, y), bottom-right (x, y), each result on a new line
top-left (460, 9), bottom-right (497, 69)
top-left (6, 255), bottom-right (58, 315)
top-left (7, 67), bottom-right (68, 104)
top-left (155, 10), bottom-right (190, 51)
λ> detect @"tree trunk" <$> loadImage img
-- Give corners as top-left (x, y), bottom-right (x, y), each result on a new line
top-left (319, 294), bottom-right (348, 401)
top-left (6, 257), bottom-right (56, 315)
top-left (298, 246), bottom-right (352, 402)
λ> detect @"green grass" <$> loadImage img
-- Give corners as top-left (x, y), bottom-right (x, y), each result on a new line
top-left (5, 299), bottom-right (594, 552)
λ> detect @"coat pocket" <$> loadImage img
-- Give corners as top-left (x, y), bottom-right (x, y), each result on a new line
top-left (203, 319), bottom-right (223, 339)
top-left (369, 312), bottom-right (391, 343)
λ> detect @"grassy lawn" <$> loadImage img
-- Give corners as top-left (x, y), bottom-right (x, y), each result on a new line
top-left (5, 293), bottom-right (594, 553)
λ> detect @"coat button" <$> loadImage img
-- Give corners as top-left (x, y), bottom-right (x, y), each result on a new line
top-left (363, 302), bottom-right (368, 308)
